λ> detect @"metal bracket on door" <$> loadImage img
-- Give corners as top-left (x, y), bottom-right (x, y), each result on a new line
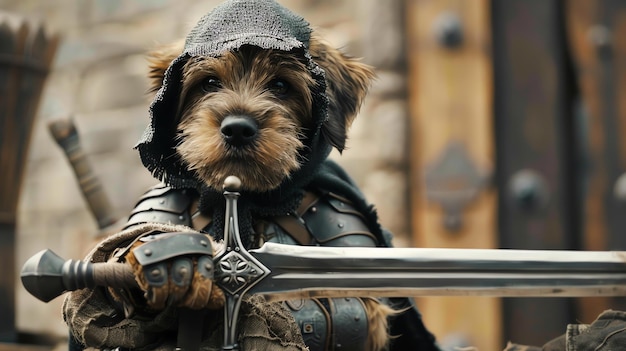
top-left (424, 141), bottom-right (491, 232)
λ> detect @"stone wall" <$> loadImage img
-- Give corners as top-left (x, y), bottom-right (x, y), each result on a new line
top-left (0, 0), bottom-right (410, 339)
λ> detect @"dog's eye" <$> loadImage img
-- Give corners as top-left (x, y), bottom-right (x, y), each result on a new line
top-left (268, 79), bottom-right (290, 97)
top-left (201, 77), bottom-right (221, 93)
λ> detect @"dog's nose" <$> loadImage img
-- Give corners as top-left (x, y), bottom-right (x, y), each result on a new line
top-left (220, 115), bottom-right (258, 147)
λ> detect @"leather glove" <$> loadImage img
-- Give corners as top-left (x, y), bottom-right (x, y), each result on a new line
top-left (121, 231), bottom-right (224, 311)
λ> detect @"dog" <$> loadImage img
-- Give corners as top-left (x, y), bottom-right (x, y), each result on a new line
top-left (145, 36), bottom-right (393, 351)
top-left (63, 1), bottom-right (439, 350)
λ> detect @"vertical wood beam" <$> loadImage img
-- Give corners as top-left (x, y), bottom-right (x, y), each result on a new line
top-left (492, 0), bottom-right (577, 345)
top-left (407, 0), bottom-right (500, 350)
top-left (566, 0), bottom-right (626, 322)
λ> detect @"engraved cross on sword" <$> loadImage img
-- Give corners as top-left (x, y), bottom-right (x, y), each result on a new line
top-left (20, 176), bottom-right (626, 350)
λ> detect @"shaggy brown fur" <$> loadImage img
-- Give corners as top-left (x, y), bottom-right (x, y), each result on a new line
top-left (147, 37), bottom-right (374, 192)
top-left (147, 37), bottom-right (392, 350)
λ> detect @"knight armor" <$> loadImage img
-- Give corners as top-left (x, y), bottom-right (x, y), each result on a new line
top-left (62, 1), bottom-right (439, 349)
top-left (125, 183), bottom-right (379, 351)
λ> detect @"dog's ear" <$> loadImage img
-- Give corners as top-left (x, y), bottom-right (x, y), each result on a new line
top-left (146, 40), bottom-right (184, 93)
top-left (309, 36), bottom-right (375, 152)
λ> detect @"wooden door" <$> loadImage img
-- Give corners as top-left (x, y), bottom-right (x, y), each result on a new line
top-left (407, 0), bottom-right (626, 348)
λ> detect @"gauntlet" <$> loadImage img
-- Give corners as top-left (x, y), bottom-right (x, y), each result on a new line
top-left (115, 230), bottom-right (224, 311)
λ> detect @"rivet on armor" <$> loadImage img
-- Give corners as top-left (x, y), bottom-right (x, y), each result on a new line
top-left (355, 316), bottom-right (360, 321)
top-left (338, 222), bottom-right (344, 228)
top-left (303, 323), bottom-right (314, 333)
top-left (144, 249), bottom-right (153, 256)
top-left (200, 240), bottom-right (208, 247)
top-left (150, 268), bottom-right (161, 278)
top-left (310, 207), bottom-right (317, 213)
top-left (179, 215), bottom-right (185, 220)
top-left (159, 199), bottom-right (165, 204)
top-left (205, 262), bottom-right (213, 271)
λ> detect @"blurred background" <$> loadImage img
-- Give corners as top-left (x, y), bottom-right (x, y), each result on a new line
top-left (1, 0), bottom-right (625, 350)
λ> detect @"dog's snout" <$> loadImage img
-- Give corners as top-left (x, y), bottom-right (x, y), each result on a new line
top-left (220, 115), bottom-right (258, 147)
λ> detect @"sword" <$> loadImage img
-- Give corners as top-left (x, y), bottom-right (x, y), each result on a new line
top-left (21, 176), bottom-right (626, 350)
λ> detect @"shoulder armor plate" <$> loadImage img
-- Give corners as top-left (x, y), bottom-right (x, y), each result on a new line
top-left (125, 185), bottom-right (194, 229)
top-left (300, 192), bottom-right (378, 247)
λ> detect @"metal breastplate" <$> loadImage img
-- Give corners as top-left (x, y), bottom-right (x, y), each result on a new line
top-left (261, 191), bottom-right (379, 351)
top-left (125, 185), bottom-right (380, 351)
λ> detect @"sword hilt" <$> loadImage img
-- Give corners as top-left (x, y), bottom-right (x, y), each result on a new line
top-left (20, 249), bottom-right (136, 302)
top-left (220, 176), bottom-right (243, 351)
top-left (20, 176), bottom-right (265, 351)
top-left (217, 175), bottom-right (270, 351)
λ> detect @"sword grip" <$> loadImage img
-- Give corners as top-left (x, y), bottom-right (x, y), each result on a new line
top-left (48, 117), bottom-right (117, 229)
top-left (21, 249), bottom-right (137, 302)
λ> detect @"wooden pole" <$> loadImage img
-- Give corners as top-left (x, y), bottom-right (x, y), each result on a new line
top-left (0, 15), bottom-right (58, 342)
top-left (406, 0), bottom-right (500, 350)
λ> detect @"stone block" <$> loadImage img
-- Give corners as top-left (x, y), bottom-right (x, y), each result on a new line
top-left (53, 38), bottom-right (140, 71)
top-left (362, 169), bottom-right (410, 243)
top-left (368, 98), bottom-right (409, 167)
top-left (18, 158), bottom-right (87, 213)
top-left (369, 70), bottom-right (407, 98)
top-left (75, 104), bottom-right (151, 155)
top-left (84, 0), bottom-right (173, 25)
top-left (77, 61), bottom-right (149, 113)
top-left (362, 0), bottom-right (405, 69)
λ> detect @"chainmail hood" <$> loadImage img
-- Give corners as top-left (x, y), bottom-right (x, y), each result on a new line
top-left (135, 0), bottom-right (330, 196)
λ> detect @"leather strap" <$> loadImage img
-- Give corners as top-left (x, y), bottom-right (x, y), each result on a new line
top-left (190, 199), bottom-right (212, 231)
top-left (272, 191), bottom-right (319, 245)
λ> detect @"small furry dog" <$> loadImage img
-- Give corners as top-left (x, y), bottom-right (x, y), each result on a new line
top-left (63, 1), bottom-right (439, 350)
top-left (146, 25), bottom-right (392, 351)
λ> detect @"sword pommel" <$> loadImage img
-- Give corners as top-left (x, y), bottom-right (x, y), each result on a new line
top-left (223, 176), bottom-right (242, 192)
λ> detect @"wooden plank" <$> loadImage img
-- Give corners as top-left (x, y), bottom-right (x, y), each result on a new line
top-left (492, 0), bottom-right (577, 345)
top-left (406, 0), bottom-right (500, 350)
top-left (565, 0), bottom-right (626, 323)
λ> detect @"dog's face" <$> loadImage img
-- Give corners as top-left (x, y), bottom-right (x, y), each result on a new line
top-left (148, 37), bottom-right (374, 192)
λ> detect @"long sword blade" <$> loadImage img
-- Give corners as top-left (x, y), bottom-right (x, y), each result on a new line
top-left (213, 176), bottom-right (626, 350)
top-left (246, 243), bottom-right (626, 301)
